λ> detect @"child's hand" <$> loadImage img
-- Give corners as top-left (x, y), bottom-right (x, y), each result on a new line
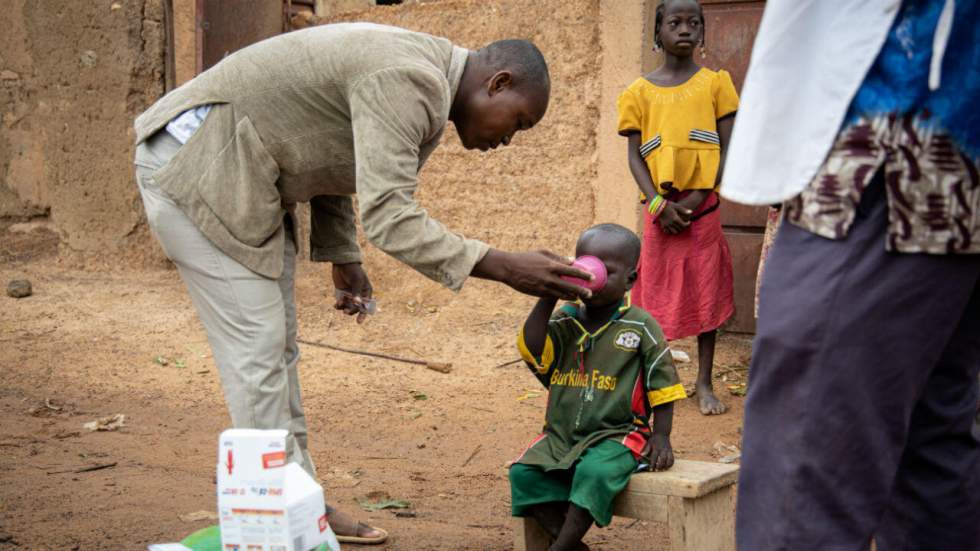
top-left (675, 189), bottom-right (713, 214)
top-left (641, 433), bottom-right (675, 471)
top-left (658, 202), bottom-right (692, 235)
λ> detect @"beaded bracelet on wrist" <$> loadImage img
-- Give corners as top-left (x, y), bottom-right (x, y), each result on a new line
top-left (647, 194), bottom-right (667, 219)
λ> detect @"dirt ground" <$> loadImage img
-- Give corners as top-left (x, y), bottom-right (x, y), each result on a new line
top-left (0, 229), bottom-right (751, 550)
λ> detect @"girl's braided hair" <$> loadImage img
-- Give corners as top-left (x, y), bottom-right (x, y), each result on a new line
top-left (654, 0), bottom-right (706, 50)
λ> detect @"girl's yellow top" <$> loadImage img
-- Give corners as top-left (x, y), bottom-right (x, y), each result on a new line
top-left (617, 68), bottom-right (739, 196)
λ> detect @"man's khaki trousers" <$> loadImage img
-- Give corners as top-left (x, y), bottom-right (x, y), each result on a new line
top-left (135, 131), bottom-right (316, 477)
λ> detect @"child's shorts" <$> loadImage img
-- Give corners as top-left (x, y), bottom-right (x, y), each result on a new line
top-left (509, 439), bottom-right (638, 527)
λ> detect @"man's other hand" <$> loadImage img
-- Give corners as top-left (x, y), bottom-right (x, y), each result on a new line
top-left (331, 262), bottom-right (374, 323)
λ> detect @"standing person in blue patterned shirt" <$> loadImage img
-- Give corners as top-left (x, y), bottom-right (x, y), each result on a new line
top-left (722, 1), bottom-right (979, 549)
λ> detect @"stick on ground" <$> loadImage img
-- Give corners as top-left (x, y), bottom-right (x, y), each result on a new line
top-left (298, 339), bottom-right (452, 374)
top-left (46, 462), bottom-right (117, 475)
top-left (461, 444), bottom-right (483, 468)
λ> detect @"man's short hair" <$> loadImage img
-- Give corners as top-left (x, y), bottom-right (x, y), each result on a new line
top-left (483, 39), bottom-right (550, 94)
top-left (581, 223), bottom-right (642, 267)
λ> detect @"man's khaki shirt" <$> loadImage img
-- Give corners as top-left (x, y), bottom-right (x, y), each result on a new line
top-left (134, 23), bottom-right (489, 289)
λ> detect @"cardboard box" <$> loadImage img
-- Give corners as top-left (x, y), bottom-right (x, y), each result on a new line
top-left (217, 429), bottom-right (340, 551)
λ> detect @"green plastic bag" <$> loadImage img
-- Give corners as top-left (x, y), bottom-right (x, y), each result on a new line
top-left (180, 525), bottom-right (221, 551)
top-left (180, 525), bottom-right (330, 551)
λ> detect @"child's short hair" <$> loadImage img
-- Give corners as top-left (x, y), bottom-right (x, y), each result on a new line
top-left (580, 223), bottom-right (641, 267)
top-left (654, 0), bottom-right (707, 50)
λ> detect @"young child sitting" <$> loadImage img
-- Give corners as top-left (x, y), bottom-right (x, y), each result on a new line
top-left (509, 223), bottom-right (687, 551)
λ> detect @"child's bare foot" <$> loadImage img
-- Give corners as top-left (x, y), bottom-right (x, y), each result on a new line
top-left (697, 384), bottom-right (727, 415)
top-left (695, 331), bottom-right (724, 415)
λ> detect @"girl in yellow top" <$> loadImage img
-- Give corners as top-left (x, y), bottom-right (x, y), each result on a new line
top-left (617, 0), bottom-right (737, 416)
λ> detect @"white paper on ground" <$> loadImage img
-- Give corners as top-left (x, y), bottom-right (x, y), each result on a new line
top-left (670, 350), bottom-right (691, 363)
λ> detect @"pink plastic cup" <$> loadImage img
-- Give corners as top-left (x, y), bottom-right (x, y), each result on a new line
top-left (561, 255), bottom-right (608, 292)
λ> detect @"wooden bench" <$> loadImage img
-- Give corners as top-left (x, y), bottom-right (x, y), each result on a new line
top-left (513, 459), bottom-right (739, 551)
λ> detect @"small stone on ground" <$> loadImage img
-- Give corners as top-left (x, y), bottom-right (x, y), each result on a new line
top-left (7, 279), bottom-right (32, 298)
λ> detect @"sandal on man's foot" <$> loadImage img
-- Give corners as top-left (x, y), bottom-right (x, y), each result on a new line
top-left (335, 522), bottom-right (388, 545)
top-left (328, 509), bottom-right (388, 544)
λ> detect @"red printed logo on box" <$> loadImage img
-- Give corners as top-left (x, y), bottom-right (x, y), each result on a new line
top-left (261, 451), bottom-right (287, 469)
top-left (319, 514), bottom-right (328, 532)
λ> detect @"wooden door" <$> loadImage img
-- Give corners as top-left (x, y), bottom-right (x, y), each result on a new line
top-left (701, 0), bottom-right (767, 333)
top-left (198, 0), bottom-right (284, 72)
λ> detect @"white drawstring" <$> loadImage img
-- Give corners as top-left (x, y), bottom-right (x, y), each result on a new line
top-left (929, 0), bottom-right (955, 91)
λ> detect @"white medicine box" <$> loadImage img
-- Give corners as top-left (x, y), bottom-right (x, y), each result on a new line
top-left (217, 429), bottom-right (339, 551)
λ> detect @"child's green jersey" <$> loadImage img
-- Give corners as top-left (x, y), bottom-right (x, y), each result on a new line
top-left (514, 297), bottom-right (686, 469)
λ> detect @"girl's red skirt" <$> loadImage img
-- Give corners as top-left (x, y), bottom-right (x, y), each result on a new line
top-left (632, 192), bottom-right (734, 340)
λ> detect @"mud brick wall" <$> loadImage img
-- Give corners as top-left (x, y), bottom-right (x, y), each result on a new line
top-left (0, 0), bottom-right (166, 264)
top-left (0, 0), bottom-right (639, 284)
top-left (310, 0), bottom-right (603, 295)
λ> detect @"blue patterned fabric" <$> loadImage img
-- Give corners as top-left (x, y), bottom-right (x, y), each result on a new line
top-left (846, 0), bottom-right (980, 158)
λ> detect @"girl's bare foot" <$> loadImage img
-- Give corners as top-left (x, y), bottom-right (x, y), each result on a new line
top-left (697, 384), bottom-right (727, 415)
top-left (696, 331), bottom-right (725, 415)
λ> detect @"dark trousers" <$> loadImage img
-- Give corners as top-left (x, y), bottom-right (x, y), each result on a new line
top-left (737, 178), bottom-right (980, 550)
